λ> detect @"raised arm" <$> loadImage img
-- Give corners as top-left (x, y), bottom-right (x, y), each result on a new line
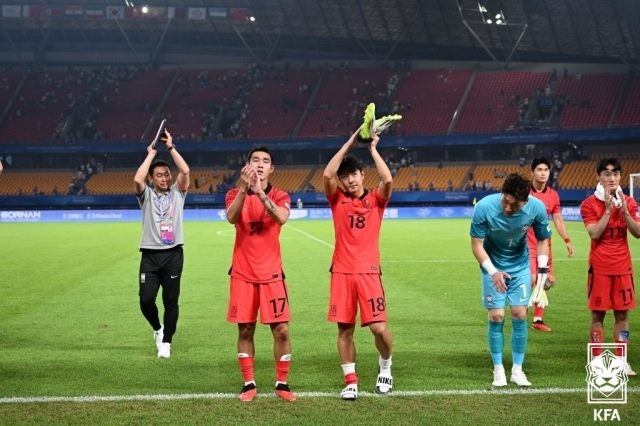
top-left (134, 142), bottom-right (156, 195)
top-left (163, 130), bottom-right (189, 190)
top-left (368, 134), bottom-right (392, 200)
top-left (226, 164), bottom-right (253, 224)
top-left (250, 169), bottom-right (290, 225)
top-left (585, 191), bottom-right (613, 240)
top-left (323, 128), bottom-right (359, 197)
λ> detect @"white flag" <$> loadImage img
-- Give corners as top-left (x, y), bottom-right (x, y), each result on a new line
top-left (188, 7), bottom-right (206, 20)
top-left (106, 6), bottom-right (124, 19)
top-left (2, 5), bottom-right (21, 18)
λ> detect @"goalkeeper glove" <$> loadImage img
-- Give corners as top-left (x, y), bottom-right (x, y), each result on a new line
top-left (528, 266), bottom-right (549, 308)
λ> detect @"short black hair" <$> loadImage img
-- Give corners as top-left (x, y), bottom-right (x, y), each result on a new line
top-left (596, 158), bottom-right (622, 174)
top-left (148, 159), bottom-right (171, 176)
top-left (337, 155), bottom-right (363, 177)
top-left (501, 173), bottom-right (530, 202)
top-left (531, 157), bottom-right (551, 171)
top-left (247, 146), bottom-right (274, 164)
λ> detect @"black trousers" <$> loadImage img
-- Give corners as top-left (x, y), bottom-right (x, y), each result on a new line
top-left (139, 245), bottom-right (183, 344)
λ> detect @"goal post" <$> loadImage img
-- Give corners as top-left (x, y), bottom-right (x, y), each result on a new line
top-left (631, 173), bottom-right (640, 206)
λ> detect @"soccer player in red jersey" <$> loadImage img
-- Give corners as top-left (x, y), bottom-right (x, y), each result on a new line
top-left (527, 157), bottom-right (574, 332)
top-left (323, 128), bottom-right (394, 400)
top-left (225, 146), bottom-right (296, 402)
top-left (581, 158), bottom-right (640, 376)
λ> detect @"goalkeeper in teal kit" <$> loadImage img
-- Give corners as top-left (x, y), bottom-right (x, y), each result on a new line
top-left (470, 173), bottom-right (551, 387)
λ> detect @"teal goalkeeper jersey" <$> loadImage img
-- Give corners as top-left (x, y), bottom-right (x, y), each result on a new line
top-left (470, 193), bottom-right (552, 276)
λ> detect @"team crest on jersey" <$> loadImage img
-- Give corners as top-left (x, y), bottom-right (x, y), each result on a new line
top-left (522, 224), bottom-right (531, 233)
top-left (362, 199), bottom-right (371, 211)
top-left (486, 295), bottom-right (493, 304)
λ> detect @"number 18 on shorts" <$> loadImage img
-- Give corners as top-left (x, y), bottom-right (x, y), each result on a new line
top-left (328, 273), bottom-right (387, 325)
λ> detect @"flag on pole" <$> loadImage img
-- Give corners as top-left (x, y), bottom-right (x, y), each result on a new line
top-left (188, 7), bottom-right (206, 20)
top-left (209, 8), bottom-right (227, 18)
top-left (2, 5), bottom-right (21, 18)
top-left (65, 5), bottom-right (83, 16)
top-left (84, 6), bottom-right (104, 19)
top-left (22, 5), bottom-right (42, 17)
top-left (147, 7), bottom-right (166, 19)
top-left (228, 8), bottom-right (248, 21)
top-left (167, 7), bottom-right (186, 19)
top-left (43, 6), bottom-right (64, 18)
top-left (106, 6), bottom-right (124, 19)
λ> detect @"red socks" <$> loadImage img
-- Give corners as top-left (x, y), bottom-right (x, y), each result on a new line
top-left (238, 354), bottom-right (255, 383)
top-left (276, 354), bottom-right (291, 384)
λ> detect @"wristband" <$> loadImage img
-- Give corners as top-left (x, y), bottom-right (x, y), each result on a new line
top-left (481, 259), bottom-right (498, 276)
top-left (564, 238), bottom-right (571, 243)
top-left (167, 145), bottom-right (174, 151)
top-left (537, 254), bottom-right (549, 268)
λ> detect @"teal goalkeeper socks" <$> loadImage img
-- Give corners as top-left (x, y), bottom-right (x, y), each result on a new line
top-left (511, 318), bottom-right (528, 366)
top-left (488, 320), bottom-right (504, 365)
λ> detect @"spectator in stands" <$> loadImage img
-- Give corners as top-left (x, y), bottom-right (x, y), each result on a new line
top-left (414, 180), bottom-right (420, 191)
top-left (52, 186), bottom-right (59, 196)
top-left (563, 67), bottom-right (568, 78)
top-left (447, 180), bottom-right (454, 191)
top-left (475, 181), bottom-right (483, 190)
top-left (428, 182), bottom-right (434, 191)
top-left (18, 188), bottom-right (23, 196)
top-left (408, 182), bottom-right (413, 191)
top-left (493, 169), bottom-right (500, 178)
top-left (464, 182), bottom-right (473, 191)
top-left (32, 186), bottom-right (39, 196)
top-left (485, 181), bottom-right (492, 191)
top-left (194, 178), bottom-right (200, 189)
top-left (305, 182), bottom-right (315, 192)
top-left (208, 185), bottom-right (214, 194)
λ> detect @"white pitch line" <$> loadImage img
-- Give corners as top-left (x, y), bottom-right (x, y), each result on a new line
top-left (286, 225), bottom-right (335, 249)
top-left (3, 387), bottom-right (640, 404)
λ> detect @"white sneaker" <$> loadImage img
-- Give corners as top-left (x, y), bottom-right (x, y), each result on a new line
top-left (375, 371), bottom-right (393, 395)
top-left (625, 363), bottom-right (637, 377)
top-left (340, 384), bottom-right (358, 400)
top-left (157, 342), bottom-right (171, 358)
top-left (510, 369), bottom-right (531, 386)
top-left (153, 325), bottom-right (164, 351)
top-left (492, 366), bottom-right (507, 387)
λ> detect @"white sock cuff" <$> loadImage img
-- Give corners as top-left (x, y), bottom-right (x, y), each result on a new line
top-left (341, 363), bottom-right (356, 376)
top-left (238, 353), bottom-right (250, 358)
top-left (279, 354), bottom-right (291, 362)
top-left (379, 356), bottom-right (392, 369)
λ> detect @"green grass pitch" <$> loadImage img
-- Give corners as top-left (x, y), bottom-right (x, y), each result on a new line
top-left (1, 219), bottom-right (639, 425)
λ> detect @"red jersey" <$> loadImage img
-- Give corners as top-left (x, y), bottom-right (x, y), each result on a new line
top-left (226, 184), bottom-right (291, 282)
top-left (580, 194), bottom-right (640, 275)
top-left (328, 188), bottom-right (388, 274)
top-left (527, 184), bottom-right (561, 252)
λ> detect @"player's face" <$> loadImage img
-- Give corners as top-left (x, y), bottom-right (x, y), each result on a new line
top-left (500, 193), bottom-right (526, 216)
top-left (339, 170), bottom-right (364, 196)
top-left (598, 165), bottom-right (621, 191)
top-left (532, 164), bottom-right (549, 184)
top-left (150, 166), bottom-right (171, 192)
top-left (249, 152), bottom-right (274, 181)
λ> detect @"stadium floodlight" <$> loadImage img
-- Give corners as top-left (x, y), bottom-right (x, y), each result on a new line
top-left (495, 14), bottom-right (501, 19)
top-left (142, 6), bottom-right (148, 14)
top-left (249, 16), bottom-right (256, 22)
top-left (496, 19), bottom-right (502, 24)
top-left (486, 19), bottom-right (492, 24)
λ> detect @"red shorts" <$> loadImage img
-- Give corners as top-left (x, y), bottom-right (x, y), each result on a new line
top-left (328, 273), bottom-right (387, 326)
top-left (227, 277), bottom-right (291, 324)
top-left (587, 272), bottom-right (636, 311)
top-left (529, 253), bottom-right (554, 277)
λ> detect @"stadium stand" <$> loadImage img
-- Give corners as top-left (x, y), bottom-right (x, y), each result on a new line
top-left (559, 155), bottom-right (640, 189)
top-left (95, 69), bottom-right (174, 141)
top-left (555, 73), bottom-right (625, 129)
top-left (266, 168), bottom-right (314, 192)
top-left (613, 76), bottom-right (640, 127)
top-left (0, 71), bottom-right (92, 142)
top-left (456, 71), bottom-right (550, 133)
top-left (298, 68), bottom-right (395, 138)
top-left (240, 69), bottom-right (319, 139)
top-left (393, 69), bottom-right (473, 135)
top-left (161, 69), bottom-right (242, 141)
top-left (0, 171), bottom-right (74, 195)
top-left (471, 164), bottom-right (531, 190)
top-left (395, 165), bottom-right (471, 191)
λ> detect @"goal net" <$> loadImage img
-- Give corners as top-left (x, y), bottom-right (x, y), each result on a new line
top-left (631, 174), bottom-right (640, 207)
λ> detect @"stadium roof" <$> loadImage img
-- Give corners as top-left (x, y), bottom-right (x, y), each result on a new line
top-left (1, 0), bottom-right (639, 66)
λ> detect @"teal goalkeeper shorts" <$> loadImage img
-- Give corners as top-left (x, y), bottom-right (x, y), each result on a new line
top-left (481, 273), bottom-right (530, 309)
